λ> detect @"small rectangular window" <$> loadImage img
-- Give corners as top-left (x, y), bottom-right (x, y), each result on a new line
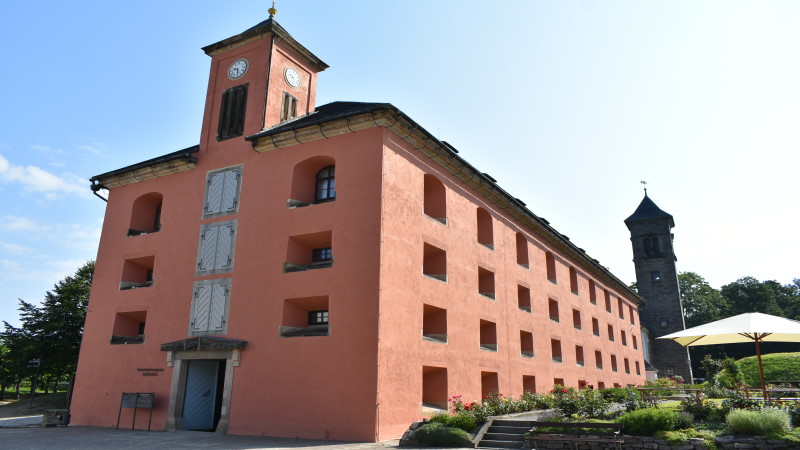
top-left (218, 84), bottom-right (248, 141)
top-left (312, 247), bottom-right (332, 263)
top-left (308, 310), bottom-right (329, 325)
top-left (281, 92), bottom-right (298, 122)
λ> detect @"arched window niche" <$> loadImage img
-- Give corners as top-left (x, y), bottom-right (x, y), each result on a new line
top-left (128, 193), bottom-right (163, 236)
top-left (288, 156), bottom-right (336, 208)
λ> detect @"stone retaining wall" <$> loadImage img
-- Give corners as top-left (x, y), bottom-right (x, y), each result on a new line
top-left (526, 435), bottom-right (705, 450)
top-left (715, 435), bottom-right (800, 450)
top-left (527, 435), bottom-right (800, 450)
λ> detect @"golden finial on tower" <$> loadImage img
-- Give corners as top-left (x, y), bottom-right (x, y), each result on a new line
top-left (268, 1), bottom-right (277, 18)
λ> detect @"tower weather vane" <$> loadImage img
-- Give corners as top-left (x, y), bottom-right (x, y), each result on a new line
top-left (640, 180), bottom-right (648, 195)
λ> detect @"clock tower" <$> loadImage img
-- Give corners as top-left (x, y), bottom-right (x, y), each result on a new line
top-left (626, 193), bottom-right (693, 382)
top-left (197, 9), bottom-right (328, 157)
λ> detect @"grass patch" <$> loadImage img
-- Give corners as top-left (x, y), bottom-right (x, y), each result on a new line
top-left (0, 393), bottom-right (66, 418)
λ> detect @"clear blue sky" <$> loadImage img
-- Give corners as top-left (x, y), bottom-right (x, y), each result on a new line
top-left (1, 1), bottom-right (798, 327)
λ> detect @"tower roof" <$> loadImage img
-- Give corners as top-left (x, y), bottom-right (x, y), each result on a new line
top-left (625, 194), bottom-right (674, 227)
top-left (201, 17), bottom-right (329, 72)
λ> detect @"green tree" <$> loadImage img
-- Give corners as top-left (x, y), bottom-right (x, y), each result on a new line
top-left (678, 272), bottom-right (729, 328)
top-left (0, 261), bottom-right (94, 397)
top-left (720, 277), bottom-right (797, 318)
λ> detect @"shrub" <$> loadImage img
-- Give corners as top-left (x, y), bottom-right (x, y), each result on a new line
top-left (623, 389), bottom-right (649, 412)
top-left (702, 384), bottom-right (733, 399)
top-left (655, 428), bottom-right (718, 448)
top-left (577, 389), bottom-right (611, 419)
top-left (786, 401), bottom-right (800, 427)
top-left (726, 408), bottom-right (791, 436)
top-left (410, 423), bottom-right (473, 447)
top-left (446, 413), bottom-right (477, 432)
top-left (680, 395), bottom-right (719, 421)
top-left (601, 387), bottom-right (636, 403)
top-left (618, 408), bottom-right (679, 435)
top-left (675, 411), bottom-right (694, 430)
top-left (719, 391), bottom-right (762, 418)
top-left (552, 388), bottom-right (580, 418)
top-left (521, 390), bottom-right (554, 410)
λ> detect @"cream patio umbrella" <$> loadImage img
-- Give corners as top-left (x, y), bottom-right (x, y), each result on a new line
top-left (658, 312), bottom-right (800, 397)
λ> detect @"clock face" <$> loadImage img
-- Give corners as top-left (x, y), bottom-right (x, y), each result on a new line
top-left (228, 59), bottom-right (249, 79)
top-left (284, 67), bottom-right (301, 88)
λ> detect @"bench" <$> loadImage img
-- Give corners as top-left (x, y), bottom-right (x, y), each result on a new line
top-left (526, 421), bottom-right (624, 450)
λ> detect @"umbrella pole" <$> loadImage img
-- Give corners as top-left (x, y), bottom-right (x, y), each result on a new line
top-left (755, 337), bottom-right (767, 399)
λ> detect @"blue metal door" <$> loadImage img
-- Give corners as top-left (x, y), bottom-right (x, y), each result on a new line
top-left (182, 360), bottom-right (219, 431)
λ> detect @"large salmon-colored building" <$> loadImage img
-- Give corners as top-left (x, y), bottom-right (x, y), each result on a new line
top-left (72, 12), bottom-right (645, 442)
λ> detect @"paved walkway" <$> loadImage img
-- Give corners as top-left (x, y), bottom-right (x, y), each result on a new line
top-left (0, 425), bottom-right (422, 449)
top-left (0, 414), bottom-right (43, 428)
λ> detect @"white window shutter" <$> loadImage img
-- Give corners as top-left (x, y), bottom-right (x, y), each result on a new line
top-left (220, 169), bottom-right (239, 213)
top-left (205, 172), bottom-right (224, 215)
top-left (197, 226), bottom-right (219, 272)
top-left (192, 285), bottom-right (211, 332)
top-left (214, 224), bottom-right (234, 271)
top-left (208, 284), bottom-right (227, 332)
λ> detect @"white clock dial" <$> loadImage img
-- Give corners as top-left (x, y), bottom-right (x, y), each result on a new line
top-left (284, 67), bottom-right (301, 88)
top-left (228, 59), bottom-right (249, 79)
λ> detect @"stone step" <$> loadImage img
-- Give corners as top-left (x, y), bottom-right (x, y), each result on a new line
top-left (492, 419), bottom-right (535, 427)
top-left (489, 425), bottom-right (531, 434)
top-left (483, 432), bottom-right (525, 442)
top-left (477, 439), bottom-right (524, 449)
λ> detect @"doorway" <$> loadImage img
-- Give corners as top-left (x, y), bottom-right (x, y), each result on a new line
top-left (182, 360), bottom-right (225, 431)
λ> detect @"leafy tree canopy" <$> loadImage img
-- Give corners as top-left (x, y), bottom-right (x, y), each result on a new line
top-left (1, 261), bottom-right (94, 385)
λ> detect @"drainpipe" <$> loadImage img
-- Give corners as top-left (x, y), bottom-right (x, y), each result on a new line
top-left (90, 182), bottom-right (108, 202)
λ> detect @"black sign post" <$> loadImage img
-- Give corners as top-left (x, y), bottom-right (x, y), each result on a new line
top-left (116, 392), bottom-right (155, 430)
top-left (27, 359), bottom-right (40, 407)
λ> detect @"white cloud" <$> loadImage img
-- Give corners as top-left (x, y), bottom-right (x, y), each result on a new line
top-left (0, 153), bottom-right (88, 198)
top-left (0, 259), bottom-right (23, 271)
top-left (0, 216), bottom-right (40, 232)
top-left (30, 144), bottom-right (65, 156)
top-left (0, 242), bottom-right (32, 255)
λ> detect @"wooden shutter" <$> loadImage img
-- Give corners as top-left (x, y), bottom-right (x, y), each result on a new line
top-left (205, 172), bottom-right (224, 215)
top-left (217, 84), bottom-right (248, 140)
top-left (220, 169), bottom-right (239, 213)
top-left (214, 224), bottom-right (234, 271)
top-left (197, 222), bottom-right (235, 273)
top-left (197, 225), bottom-right (219, 272)
top-left (192, 283), bottom-right (228, 334)
top-left (204, 168), bottom-right (240, 216)
top-left (192, 285), bottom-right (212, 332)
top-left (208, 283), bottom-right (227, 332)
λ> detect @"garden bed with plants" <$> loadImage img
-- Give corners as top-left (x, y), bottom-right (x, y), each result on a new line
top-left (401, 367), bottom-right (800, 448)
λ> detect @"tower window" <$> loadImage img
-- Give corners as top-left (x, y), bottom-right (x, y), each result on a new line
top-left (315, 166), bottom-right (336, 202)
top-left (281, 92), bottom-right (298, 122)
top-left (660, 318), bottom-right (669, 328)
top-left (217, 84), bottom-right (248, 141)
top-left (643, 237), bottom-right (661, 256)
top-left (651, 271), bottom-right (662, 281)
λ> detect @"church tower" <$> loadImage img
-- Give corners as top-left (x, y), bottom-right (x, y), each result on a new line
top-left (625, 193), bottom-right (693, 382)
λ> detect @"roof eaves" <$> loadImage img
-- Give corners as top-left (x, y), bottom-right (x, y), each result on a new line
top-left (90, 145), bottom-right (199, 187)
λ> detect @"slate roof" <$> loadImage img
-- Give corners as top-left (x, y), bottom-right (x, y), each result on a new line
top-left (246, 101), bottom-right (392, 140)
top-left (201, 17), bottom-right (328, 71)
top-left (625, 194), bottom-right (674, 226)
